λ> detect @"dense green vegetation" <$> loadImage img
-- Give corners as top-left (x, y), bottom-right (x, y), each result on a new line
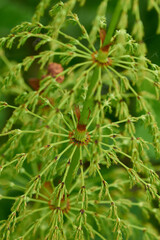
top-left (0, 0), bottom-right (160, 239)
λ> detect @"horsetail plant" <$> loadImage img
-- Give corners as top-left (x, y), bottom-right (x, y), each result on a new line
top-left (0, 0), bottom-right (160, 239)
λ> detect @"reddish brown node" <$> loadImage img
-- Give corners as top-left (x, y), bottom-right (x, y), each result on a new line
top-left (2, 102), bottom-right (8, 106)
top-left (77, 123), bottom-right (86, 132)
top-left (101, 42), bottom-right (112, 52)
top-left (68, 130), bottom-right (91, 146)
top-left (128, 168), bottom-right (132, 173)
top-left (137, 95), bottom-right (141, 100)
top-left (112, 134), bottom-right (117, 138)
top-left (80, 160), bottom-right (83, 166)
top-left (92, 51), bottom-right (112, 67)
top-left (45, 144), bottom-right (50, 148)
top-left (80, 209), bottom-right (85, 214)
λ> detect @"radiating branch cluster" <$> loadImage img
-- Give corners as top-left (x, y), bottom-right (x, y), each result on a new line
top-left (0, 0), bottom-right (160, 239)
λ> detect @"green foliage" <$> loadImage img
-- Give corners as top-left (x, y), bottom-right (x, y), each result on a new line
top-left (0, 0), bottom-right (160, 239)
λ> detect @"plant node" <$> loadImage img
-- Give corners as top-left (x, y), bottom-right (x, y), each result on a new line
top-left (92, 49), bottom-right (112, 66)
top-left (69, 127), bottom-right (90, 146)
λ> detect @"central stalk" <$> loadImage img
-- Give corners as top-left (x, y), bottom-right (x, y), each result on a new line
top-left (70, 67), bottom-right (100, 145)
top-left (78, 66), bottom-right (100, 126)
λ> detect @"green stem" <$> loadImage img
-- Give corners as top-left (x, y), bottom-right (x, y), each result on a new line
top-left (65, 147), bottom-right (80, 192)
top-left (103, 0), bottom-right (122, 46)
top-left (79, 66), bottom-right (101, 126)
